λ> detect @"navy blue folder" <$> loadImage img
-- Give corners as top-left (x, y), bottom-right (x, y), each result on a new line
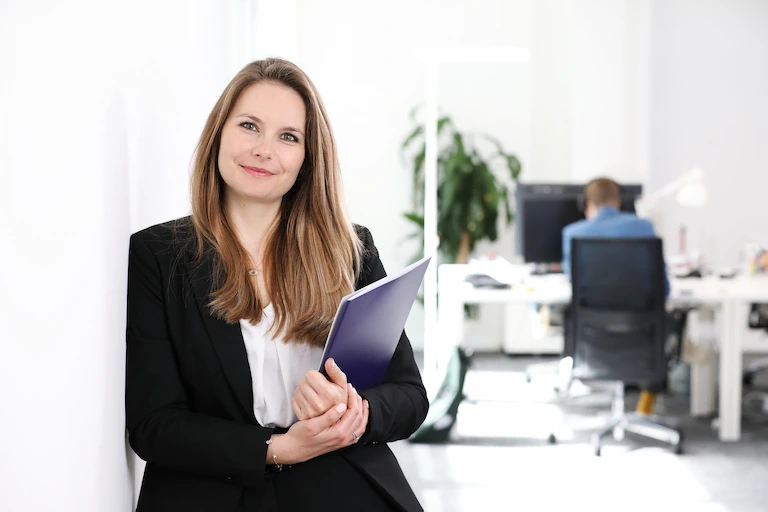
top-left (319, 256), bottom-right (431, 389)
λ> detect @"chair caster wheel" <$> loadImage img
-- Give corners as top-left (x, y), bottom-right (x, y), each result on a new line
top-left (547, 434), bottom-right (557, 444)
top-left (592, 436), bottom-right (601, 456)
top-left (674, 432), bottom-right (684, 454)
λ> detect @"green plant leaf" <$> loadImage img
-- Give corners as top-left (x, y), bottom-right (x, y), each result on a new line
top-left (401, 125), bottom-right (424, 150)
top-left (506, 154), bottom-right (522, 181)
top-left (437, 116), bottom-right (451, 134)
top-left (403, 212), bottom-right (425, 228)
top-left (452, 132), bottom-right (466, 161)
top-left (501, 187), bottom-right (514, 224)
top-left (413, 146), bottom-right (426, 172)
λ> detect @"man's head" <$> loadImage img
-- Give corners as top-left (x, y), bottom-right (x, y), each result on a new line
top-left (583, 177), bottom-right (621, 219)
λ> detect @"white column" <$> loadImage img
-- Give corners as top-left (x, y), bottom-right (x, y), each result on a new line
top-left (689, 360), bottom-right (718, 417)
top-left (719, 298), bottom-right (743, 441)
top-left (423, 61), bottom-right (440, 394)
top-left (420, 45), bottom-right (530, 393)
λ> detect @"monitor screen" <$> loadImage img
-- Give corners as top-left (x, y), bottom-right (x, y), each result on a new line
top-left (515, 183), bottom-right (642, 264)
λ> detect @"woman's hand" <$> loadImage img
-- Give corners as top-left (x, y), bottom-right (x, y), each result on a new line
top-left (345, 383), bottom-right (369, 440)
top-left (271, 384), bottom-right (369, 465)
top-left (291, 358), bottom-right (348, 421)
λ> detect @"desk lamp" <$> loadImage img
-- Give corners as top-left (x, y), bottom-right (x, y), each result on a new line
top-left (635, 168), bottom-right (708, 275)
top-left (635, 167), bottom-right (707, 217)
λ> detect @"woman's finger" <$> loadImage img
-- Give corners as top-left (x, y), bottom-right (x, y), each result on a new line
top-left (360, 400), bottom-right (369, 438)
top-left (291, 396), bottom-right (307, 421)
top-left (298, 379), bottom-right (326, 415)
top-left (330, 406), bottom-right (359, 446)
top-left (355, 388), bottom-right (363, 414)
top-left (293, 388), bottom-right (321, 419)
top-left (308, 370), bottom-right (345, 401)
top-left (347, 384), bottom-right (361, 413)
top-left (352, 401), bottom-right (368, 443)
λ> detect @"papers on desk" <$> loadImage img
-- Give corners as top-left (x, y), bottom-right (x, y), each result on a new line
top-left (466, 256), bottom-right (525, 285)
top-left (464, 273), bottom-right (510, 289)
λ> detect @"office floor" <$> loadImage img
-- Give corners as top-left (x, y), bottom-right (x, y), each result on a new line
top-left (390, 353), bottom-right (768, 512)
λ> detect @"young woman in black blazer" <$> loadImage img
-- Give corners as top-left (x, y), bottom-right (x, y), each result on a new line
top-left (126, 58), bottom-right (428, 512)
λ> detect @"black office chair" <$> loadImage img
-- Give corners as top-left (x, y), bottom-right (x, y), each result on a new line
top-left (741, 304), bottom-right (768, 420)
top-left (554, 237), bottom-right (683, 456)
top-left (744, 304), bottom-right (768, 386)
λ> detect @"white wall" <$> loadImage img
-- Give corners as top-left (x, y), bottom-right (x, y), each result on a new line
top-left (650, 0), bottom-right (768, 267)
top-left (0, 1), bottom-right (243, 510)
top-left (570, 0), bottom-right (651, 184)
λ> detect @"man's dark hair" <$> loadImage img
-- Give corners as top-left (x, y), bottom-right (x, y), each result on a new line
top-left (585, 177), bottom-right (621, 207)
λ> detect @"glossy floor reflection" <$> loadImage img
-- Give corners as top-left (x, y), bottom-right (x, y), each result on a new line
top-left (390, 353), bottom-right (768, 512)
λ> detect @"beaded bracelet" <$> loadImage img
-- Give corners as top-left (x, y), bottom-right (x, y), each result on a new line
top-left (265, 437), bottom-right (283, 471)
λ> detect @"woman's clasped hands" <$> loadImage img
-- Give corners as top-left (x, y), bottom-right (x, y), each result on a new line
top-left (270, 358), bottom-right (369, 465)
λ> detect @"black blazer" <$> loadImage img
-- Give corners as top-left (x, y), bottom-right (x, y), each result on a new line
top-left (126, 218), bottom-right (428, 512)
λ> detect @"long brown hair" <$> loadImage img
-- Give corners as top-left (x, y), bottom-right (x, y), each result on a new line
top-left (189, 58), bottom-right (361, 346)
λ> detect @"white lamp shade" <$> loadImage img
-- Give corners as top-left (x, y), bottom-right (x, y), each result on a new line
top-left (676, 180), bottom-right (707, 207)
top-left (675, 167), bottom-right (707, 207)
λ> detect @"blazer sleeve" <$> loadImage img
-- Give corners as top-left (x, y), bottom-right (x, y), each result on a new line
top-left (354, 227), bottom-right (429, 444)
top-left (125, 232), bottom-right (272, 490)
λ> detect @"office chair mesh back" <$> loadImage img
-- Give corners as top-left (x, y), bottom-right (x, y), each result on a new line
top-left (570, 237), bottom-right (667, 383)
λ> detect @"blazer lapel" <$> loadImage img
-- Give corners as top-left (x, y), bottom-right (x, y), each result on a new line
top-left (182, 248), bottom-right (256, 423)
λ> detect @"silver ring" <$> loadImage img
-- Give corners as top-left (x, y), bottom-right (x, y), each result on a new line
top-left (352, 431), bottom-right (359, 441)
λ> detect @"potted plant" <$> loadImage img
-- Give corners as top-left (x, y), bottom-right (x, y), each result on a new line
top-left (401, 110), bottom-right (522, 265)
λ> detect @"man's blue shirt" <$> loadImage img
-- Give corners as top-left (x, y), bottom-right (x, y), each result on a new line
top-left (561, 206), bottom-right (669, 295)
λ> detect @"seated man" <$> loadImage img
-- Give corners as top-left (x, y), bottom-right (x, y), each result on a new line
top-left (561, 177), bottom-right (669, 414)
top-left (562, 177), bottom-right (669, 294)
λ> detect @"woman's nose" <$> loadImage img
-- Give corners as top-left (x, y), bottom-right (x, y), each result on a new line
top-left (252, 139), bottom-right (272, 159)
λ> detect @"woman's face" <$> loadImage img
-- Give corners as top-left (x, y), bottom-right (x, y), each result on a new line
top-left (218, 81), bottom-right (307, 206)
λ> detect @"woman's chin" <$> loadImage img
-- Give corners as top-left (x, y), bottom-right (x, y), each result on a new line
top-left (223, 181), bottom-right (288, 205)
top-left (240, 190), bottom-right (283, 205)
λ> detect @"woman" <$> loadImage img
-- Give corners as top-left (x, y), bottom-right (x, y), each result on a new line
top-left (126, 58), bottom-right (428, 511)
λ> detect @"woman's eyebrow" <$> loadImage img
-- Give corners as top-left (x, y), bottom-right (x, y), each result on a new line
top-left (236, 113), bottom-right (305, 136)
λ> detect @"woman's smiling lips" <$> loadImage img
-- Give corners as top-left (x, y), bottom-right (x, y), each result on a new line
top-left (241, 165), bottom-right (274, 177)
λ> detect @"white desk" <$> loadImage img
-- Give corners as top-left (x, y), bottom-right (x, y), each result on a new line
top-left (436, 264), bottom-right (768, 442)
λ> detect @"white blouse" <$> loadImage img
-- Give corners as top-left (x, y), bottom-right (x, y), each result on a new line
top-left (239, 304), bottom-right (324, 428)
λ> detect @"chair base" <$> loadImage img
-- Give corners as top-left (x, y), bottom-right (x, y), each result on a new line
top-left (744, 356), bottom-right (768, 387)
top-left (525, 356), bottom-right (574, 395)
top-left (550, 382), bottom-right (684, 456)
top-left (590, 412), bottom-right (684, 456)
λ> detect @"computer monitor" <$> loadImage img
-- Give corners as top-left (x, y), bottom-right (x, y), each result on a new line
top-left (515, 183), bottom-right (642, 265)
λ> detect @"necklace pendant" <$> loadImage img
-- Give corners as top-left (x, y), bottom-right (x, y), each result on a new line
top-left (248, 269), bottom-right (261, 276)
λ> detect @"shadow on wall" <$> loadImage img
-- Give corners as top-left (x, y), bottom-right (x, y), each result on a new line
top-left (101, 91), bottom-right (137, 511)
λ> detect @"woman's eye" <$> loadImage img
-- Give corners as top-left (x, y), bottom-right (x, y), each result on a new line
top-left (281, 133), bottom-right (299, 143)
top-left (240, 122), bottom-right (257, 131)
